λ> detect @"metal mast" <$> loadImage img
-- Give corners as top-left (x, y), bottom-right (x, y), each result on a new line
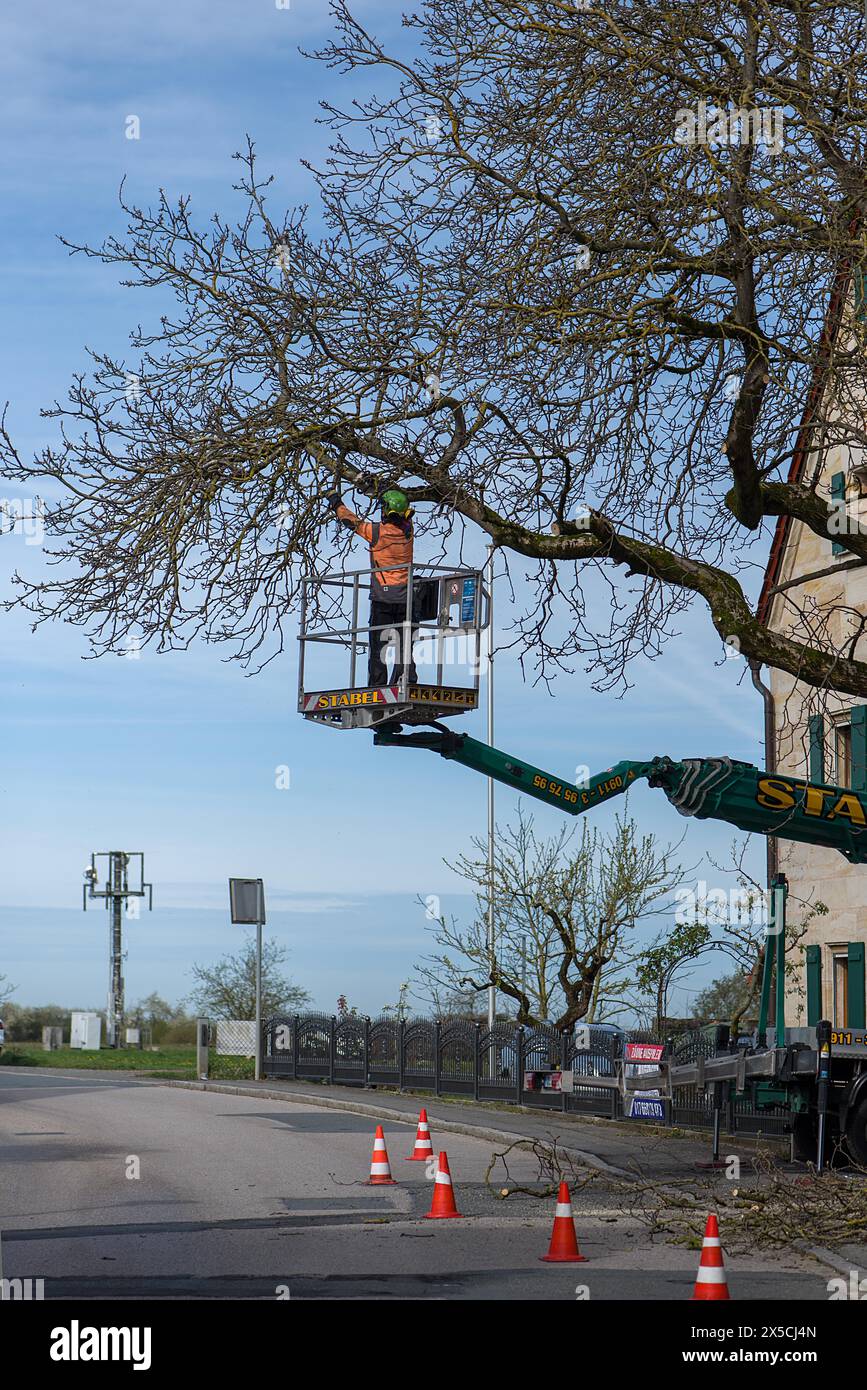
top-left (83, 852), bottom-right (153, 1048)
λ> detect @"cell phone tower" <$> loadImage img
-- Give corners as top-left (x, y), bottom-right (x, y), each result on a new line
top-left (83, 852), bottom-right (153, 1048)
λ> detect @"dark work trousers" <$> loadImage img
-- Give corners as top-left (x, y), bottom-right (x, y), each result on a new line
top-left (368, 594), bottom-right (419, 686)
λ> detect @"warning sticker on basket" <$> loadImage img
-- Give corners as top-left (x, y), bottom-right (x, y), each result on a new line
top-left (408, 685), bottom-right (477, 706)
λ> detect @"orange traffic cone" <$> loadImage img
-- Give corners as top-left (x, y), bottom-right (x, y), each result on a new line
top-left (691, 1213), bottom-right (730, 1300)
top-left (539, 1181), bottom-right (587, 1263)
top-left (366, 1125), bottom-right (396, 1185)
top-left (406, 1108), bottom-right (433, 1161)
top-left (424, 1152), bottom-right (462, 1218)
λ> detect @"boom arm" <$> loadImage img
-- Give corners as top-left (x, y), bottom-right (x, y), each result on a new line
top-left (375, 725), bottom-right (659, 814)
top-left (374, 726), bottom-right (867, 863)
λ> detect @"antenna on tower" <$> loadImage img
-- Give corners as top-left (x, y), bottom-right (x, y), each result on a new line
top-left (83, 852), bottom-right (153, 1049)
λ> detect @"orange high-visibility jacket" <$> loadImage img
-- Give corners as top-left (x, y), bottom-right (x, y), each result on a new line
top-left (336, 504), bottom-right (414, 600)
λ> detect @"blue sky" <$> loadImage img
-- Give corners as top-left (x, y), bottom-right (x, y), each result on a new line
top-left (0, 0), bottom-right (770, 1018)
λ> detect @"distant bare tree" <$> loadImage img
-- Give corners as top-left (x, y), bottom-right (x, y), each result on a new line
top-left (413, 807), bottom-right (686, 1029)
top-left (188, 940), bottom-right (309, 1019)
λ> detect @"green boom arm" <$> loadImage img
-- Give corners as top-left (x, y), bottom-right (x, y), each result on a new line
top-left (374, 726), bottom-right (867, 863)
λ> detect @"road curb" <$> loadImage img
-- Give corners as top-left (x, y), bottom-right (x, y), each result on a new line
top-left (798, 1242), bottom-right (864, 1279)
top-left (5, 1065), bottom-right (788, 1160)
top-left (154, 1077), bottom-right (635, 1178)
top-left (149, 1077), bottom-right (787, 1154)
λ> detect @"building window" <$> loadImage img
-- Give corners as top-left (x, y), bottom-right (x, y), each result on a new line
top-left (833, 952), bottom-right (850, 1029)
top-left (836, 723), bottom-right (852, 787)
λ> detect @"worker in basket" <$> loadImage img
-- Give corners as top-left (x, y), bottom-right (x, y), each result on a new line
top-left (327, 481), bottom-right (419, 687)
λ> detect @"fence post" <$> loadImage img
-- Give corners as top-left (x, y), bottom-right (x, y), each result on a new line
top-left (196, 1017), bottom-right (209, 1080)
top-left (398, 1019), bottom-right (406, 1092)
top-left (559, 1030), bottom-right (569, 1113)
top-left (328, 1016), bottom-right (336, 1085)
top-left (292, 1014), bottom-right (299, 1080)
top-left (473, 1022), bottom-right (481, 1102)
top-left (363, 1015), bottom-right (371, 1087)
top-left (515, 1026), bottom-right (523, 1106)
top-left (434, 1019), bottom-right (441, 1098)
top-left (724, 1027), bottom-right (736, 1134)
top-left (664, 1035), bottom-right (674, 1127)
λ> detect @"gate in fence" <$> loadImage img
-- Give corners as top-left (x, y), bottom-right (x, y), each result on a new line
top-left (262, 1014), bottom-right (787, 1137)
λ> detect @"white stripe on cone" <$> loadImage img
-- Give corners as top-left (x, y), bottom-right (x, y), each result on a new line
top-left (555, 1203), bottom-right (572, 1218)
top-left (435, 1171), bottom-right (452, 1185)
top-left (695, 1268), bottom-right (727, 1283)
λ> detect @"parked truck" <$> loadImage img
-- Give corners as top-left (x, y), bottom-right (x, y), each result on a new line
top-left (373, 727), bottom-right (867, 1168)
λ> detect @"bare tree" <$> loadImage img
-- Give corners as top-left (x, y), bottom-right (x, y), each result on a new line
top-left (413, 807), bottom-right (686, 1029)
top-left (187, 940), bottom-right (310, 1019)
top-left (2, 2), bottom-right (867, 699)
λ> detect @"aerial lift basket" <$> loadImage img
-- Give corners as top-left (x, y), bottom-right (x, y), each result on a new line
top-left (297, 562), bottom-right (489, 731)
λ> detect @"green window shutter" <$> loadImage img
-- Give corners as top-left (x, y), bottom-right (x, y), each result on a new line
top-left (855, 268), bottom-right (867, 321)
top-left (808, 714), bottom-right (825, 783)
top-left (831, 470), bottom-right (846, 555)
top-left (852, 706), bottom-right (867, 792)
top-left (806, 945), bottom-right (822, 1027)
top-left (848, 941), bottom-right (866, 1029)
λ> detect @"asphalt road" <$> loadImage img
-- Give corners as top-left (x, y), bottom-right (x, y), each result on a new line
top-left (0, 1070), bottom-right (832, 1300)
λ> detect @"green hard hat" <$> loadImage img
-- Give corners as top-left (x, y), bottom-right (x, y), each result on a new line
top-left (382, 488), bottom-right (410, 514)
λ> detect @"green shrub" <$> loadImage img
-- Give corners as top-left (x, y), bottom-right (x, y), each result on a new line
top-left (0, 1048), bottom-right (28, 1065)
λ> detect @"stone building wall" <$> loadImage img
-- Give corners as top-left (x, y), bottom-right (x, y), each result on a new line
top-left (765, 407), bottom-right (867, 1025)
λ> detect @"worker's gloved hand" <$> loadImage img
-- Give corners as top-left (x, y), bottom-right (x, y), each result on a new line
top-left (325, 490), bottom-right (342, 510)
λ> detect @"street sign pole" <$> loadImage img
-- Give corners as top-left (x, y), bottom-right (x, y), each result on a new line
top-left (255, 915), bottom-right (263, 1082)
top-left (486, 543), bottom-right (496, 1030)
top-left (229, 877), bottom-right (266, 1082)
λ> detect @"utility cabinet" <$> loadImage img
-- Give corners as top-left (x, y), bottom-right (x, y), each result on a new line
top-left (70, 1011), bottom-right (102, 1050)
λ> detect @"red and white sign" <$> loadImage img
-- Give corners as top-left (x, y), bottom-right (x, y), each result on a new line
top-left (303, 686), bottom-right (400, 712)
top-left (625, 1042), bottom-right (665, 1063)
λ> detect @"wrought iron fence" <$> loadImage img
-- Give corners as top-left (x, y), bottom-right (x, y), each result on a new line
top-left (261, 1014), bottom-right (789, 1137)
